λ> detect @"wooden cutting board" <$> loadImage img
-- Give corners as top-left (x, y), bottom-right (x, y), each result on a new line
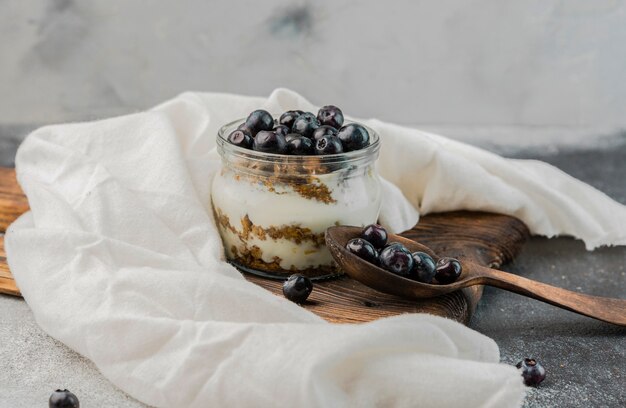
top-left (0, 167), bottom-right (529, 324)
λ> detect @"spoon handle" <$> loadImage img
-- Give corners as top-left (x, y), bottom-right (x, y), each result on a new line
top-left (476, 265), bottom-right (626, 326)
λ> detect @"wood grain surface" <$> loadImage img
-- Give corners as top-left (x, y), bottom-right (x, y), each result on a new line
top-left (0, 167), bottom-right (530, 325)
top-left (0, 168), bottom-right (28, 232)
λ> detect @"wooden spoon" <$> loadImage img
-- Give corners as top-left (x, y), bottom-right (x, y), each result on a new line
top-left (326, 226), bottom-right (626, 326)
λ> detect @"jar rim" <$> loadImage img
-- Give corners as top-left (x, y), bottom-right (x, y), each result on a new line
top-left (216, 116), bottom-right (380, 165)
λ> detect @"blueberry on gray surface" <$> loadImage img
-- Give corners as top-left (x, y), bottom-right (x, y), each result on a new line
top-left (314, 135), bottom-right (344, 155)
top-left (516, 358), bottom-right (546, 386)
top-left (273, 124), bottom-right (290, 137)
top-left (346, 238), bottom-right (379, 265)
top-left (49, 389), bottom-right (80, 408)
top-left (337, 123), bottom-right (370, 151)
top-left (279, 110), bottom-right (302, 129)
top-left (292, 112), bottom-right (320, 138)
top-left (434, 257), bottom-right (462, 284)
top-left (312, 125), bottom-right (338, 141)
top-left (360, 224), bottom-right (387, 249)
top-left (227, 129), bottom-right (253, 149)
top-left (317, 105), bottom-right (344, 128)
top-left (379, 244), bottom-right (414, 277)
top-left (253, 130), bottom-right (287, 154)
top-left (410, 252), bottom-right (437, 283)
top-left (287, 136), bottom-right (314, 155)
top-left (282, 274), bottom-right (313, 304)
top-left (244, 110), bottom-right (274, 134)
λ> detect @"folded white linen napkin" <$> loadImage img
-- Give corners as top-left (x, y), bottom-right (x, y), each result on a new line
top-left (6, 88), bottom-right (625, 407)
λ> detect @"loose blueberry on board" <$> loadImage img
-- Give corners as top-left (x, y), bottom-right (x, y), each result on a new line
top-left (360, 224), bottom-right (388, 249)
top-left (379, 244), bottom-right (414, 277)
top-left (227, 129), bottom-right (253, 149)
top-left (516, 358), bottom-right (546, 386)
top-left (279, 110), bottom-right (302, 129)
top-left (287, 136), bottom-right (314, 155)
top-left (292, 112), bottom-right (320, 138)
top-left (337, 123), bottom-right (370, 151)
top-left (273, 124), bottom-right (290, 137)
top-left (410, 252), bottom-right (437, 283)
top-left (253, 130), bottom-right (288, 154)
top-left (434, 257), bottom-right (462, 284)
top-left (315, 135), bottom-right (344, 155)
top-left (317, 105), bottom-right (344, 128)
top-left (244, 110), bottom-right (274, 134)
top-left (345, 238), bottom-right (379, 265)
top-left (49, 389), bottom-right (80, 408)
top-left (282, 274), bottom-right (313, 304)
top-left (312, 125), bottom-right (338, 141)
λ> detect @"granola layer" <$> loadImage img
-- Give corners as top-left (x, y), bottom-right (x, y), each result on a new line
top-left (229, 245), bottom-right (340, 278)
top-left (214, 207), bottom-right (339, 278)
top-left (222, 167), bottom-right (336, 204)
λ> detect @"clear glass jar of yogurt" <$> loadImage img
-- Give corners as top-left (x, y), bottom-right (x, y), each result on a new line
top-left (212, 118), bottom-right (382, 279)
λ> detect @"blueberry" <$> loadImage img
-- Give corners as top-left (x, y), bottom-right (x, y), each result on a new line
top-left (516, 358), bottom-right (546, 386)
top-left (279, 110), bottom-right (302, 129)
top-left (292, 112), bottom-right (320, 138)
top-left (227, 129), bottom-right (253, 149)
top-left (49, 389), bottom-right (80, 408)
top-left (337, 123), bottom-right (370, 151)
top-left (314, 135), bottom-right (344, 155)
top-left (285, 133), bottom-right (300, 143)
top-left (287, 136), bottom-right (314, 155)
top-left (380, 242), bottom-right (404, 252)
top-left (253, 131), bottom-right (287, 154)
top-left (237, 122), bottom-right (256, 136)
top-left (274, 124), bottom-right (290, 137)
top-left (360, 224), bottom-right (387, 249)
top-left (379, 244), bottom-right (414, 277)
top-left (434, 257), bottom-right (462, 284)
top-left (282, 274), bottom-right (313, 304)
top-left (312, 125), bottom-right (338, 141)
top-left (317, 105), bottom-right (344, 128)
top-left (409, 252), bottom-right (436, 283)
top-left (346, 238), bottom-right (379, 265)
top-left (244, 110), bottom-right (274, 134)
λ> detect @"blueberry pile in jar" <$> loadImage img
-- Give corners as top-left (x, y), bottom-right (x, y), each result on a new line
top-left (227, 106), bottom-right (370, 155)
top-left (345, 224), bottom-right (463, 284)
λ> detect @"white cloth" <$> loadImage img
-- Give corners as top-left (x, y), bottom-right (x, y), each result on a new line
top-left (6, 88), bottom-right (625, 407)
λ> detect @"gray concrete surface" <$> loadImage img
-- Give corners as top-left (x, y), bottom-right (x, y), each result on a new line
top-left (473, 139), bottom-right (626, 408)
top-left (0, 295), bottom-right (145, 408)
top-left (0, 127), bottom-right (624, 407)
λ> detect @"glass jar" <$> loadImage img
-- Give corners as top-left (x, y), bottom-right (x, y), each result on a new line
top-left (212, 118), bottom-right (382, 279)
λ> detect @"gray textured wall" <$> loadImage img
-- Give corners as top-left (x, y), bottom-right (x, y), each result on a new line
top-left (1, 0), bottom-right (626, 133)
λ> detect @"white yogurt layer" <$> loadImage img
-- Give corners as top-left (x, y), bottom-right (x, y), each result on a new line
top-left (212, 168), bottom-right (381, 271)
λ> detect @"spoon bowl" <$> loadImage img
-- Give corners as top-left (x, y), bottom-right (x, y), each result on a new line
top-left (326, 226), bottom-right (467, 298)
top-left (326, 225), bottom-right (626, 326)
